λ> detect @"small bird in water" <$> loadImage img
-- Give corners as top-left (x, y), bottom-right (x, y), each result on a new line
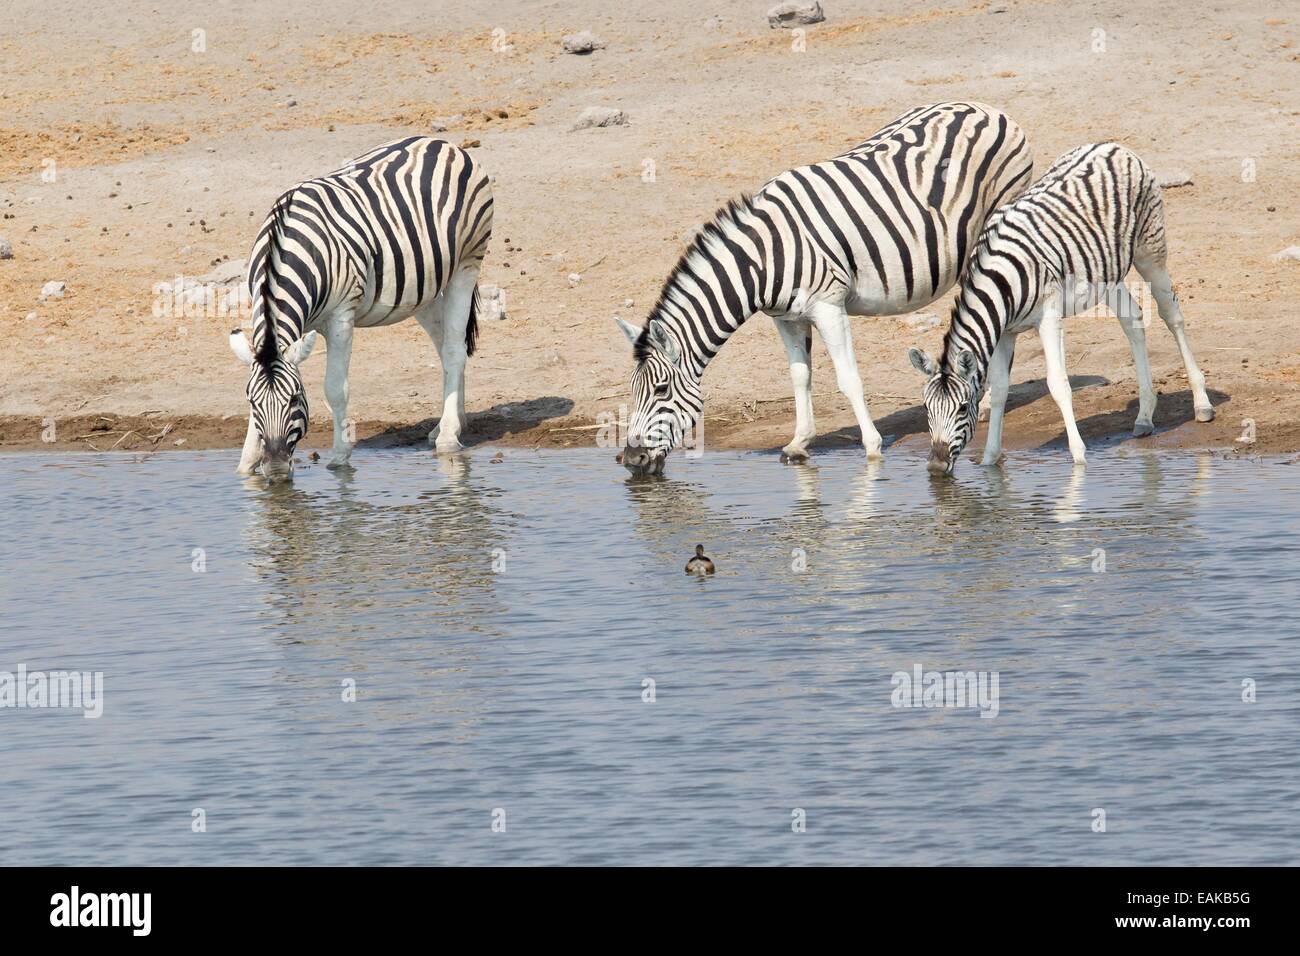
top-left (684, 544), bottom-right (715, 576)
top-left (490, 451), bottom-right (504, 464)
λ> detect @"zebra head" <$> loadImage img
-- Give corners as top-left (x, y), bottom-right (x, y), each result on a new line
top-left (910, 346), bottom-right (980, 476)
top-left (616, 318), bottom-right (701, 476)
top-left (229, 329), bottom-right (318, 480)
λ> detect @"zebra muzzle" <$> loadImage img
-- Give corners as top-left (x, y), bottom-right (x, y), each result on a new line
top-left (621, 445), bottom-right (665, 476)
top-left (927, 442), bottom-right (953, 476)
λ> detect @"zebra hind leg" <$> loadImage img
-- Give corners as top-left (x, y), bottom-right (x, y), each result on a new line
top-left (810, 302), bottom-right (884, 460)
top-left (1109, 283), bottom-right (1157, 436)
top-left (428, 266), bottom-right (480, 453)
top-left (773, 317), bottom-right (816, 462)
top-left (1134, 256), bottom-right (1214, 422)
top-left (414, 296), bottom-right (447, 447)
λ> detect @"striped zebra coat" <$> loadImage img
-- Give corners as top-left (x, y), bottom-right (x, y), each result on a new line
top-left (229, 136), bottom-right (493, 478)
top-left (909, 142), bottom-right (1214, 474)
top-left (617, 102), bottom-right (1033, 475)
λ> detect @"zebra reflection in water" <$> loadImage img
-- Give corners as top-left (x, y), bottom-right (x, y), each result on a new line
top-left (241, 455), bottom-right (509, 639)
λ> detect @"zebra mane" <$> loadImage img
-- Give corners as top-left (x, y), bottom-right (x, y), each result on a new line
top-left (253, 192), bottom-right (295, 366)
top-left (635, 194), bottom-right (758, 363)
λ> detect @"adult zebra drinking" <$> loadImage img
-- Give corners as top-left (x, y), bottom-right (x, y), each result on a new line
top-left (229, 136), bottom-right (493, 479)
top-left (616, 102), bottom-right (1033, 476)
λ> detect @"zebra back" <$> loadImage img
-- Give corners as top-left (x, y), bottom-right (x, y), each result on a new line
top-left (247, 137), bottom-right (493, 362)
top-left (637, 102), bottom-right (1033, 379)
top-left (942, 142), bottom-right (1162, 371)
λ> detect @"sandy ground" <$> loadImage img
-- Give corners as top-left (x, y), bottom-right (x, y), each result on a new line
top-left (2, 0), bottom-right (1297, 461)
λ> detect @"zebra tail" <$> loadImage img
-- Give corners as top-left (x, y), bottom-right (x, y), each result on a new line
top-left (465, 284), bottom-right (480, 357)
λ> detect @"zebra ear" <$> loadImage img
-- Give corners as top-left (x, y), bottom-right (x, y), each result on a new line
top-left (648, 320), bottom-right (681, 366)
top-left (908, 347), bottom-right (938, 377)
top-left (955, 349), bottom-right (977, 381)
top-left (284, 331), bottom-right (318, 366)
top-left (229, 329), bottom-right (254, 366)
top-left (614, 317), bottom-right (642, 347)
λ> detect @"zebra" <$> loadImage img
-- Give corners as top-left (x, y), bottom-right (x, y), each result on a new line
top-left (228, 136), bottom-right (493, 479)
top-left (615, 102), bottom-right (1034, 476)
top-left (908, 142), bottom-right (1214, 475)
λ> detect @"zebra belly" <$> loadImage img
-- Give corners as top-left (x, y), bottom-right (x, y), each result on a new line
top-left (844, 277), bottom-right (946, 317)
top-left (352, 302), bottom-right (422, 328)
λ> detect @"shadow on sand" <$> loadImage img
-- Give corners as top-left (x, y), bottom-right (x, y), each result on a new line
top-left (358, 396), bottom-right (575, 449)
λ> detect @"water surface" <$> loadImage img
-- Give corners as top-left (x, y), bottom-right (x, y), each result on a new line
top-left (3, 448), bottom-right (1298, 865)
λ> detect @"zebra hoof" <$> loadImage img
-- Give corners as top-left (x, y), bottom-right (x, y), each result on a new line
top-left (1133, 421), bottom-right (1154, 437)
top-left (780, 446), bottom-right (809, 464)
top-left (326, 457), bottom-right (353, 470)
top-left (1195, 405), bottom-right (1215, 423)
top-left (434, 440), bottom-right (464, 455)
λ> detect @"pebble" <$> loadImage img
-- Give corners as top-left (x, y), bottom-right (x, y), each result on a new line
top-left (0, 235), bottom-right (11, 259)
top-left (25, 311), bottom-right (37, 321)
top-left (38, 280), bottom-right (66, 301)
top-left (571, 106), bottom-right (627, 131)
top-left (904, 313), bottom-right (941, 331)
top-left (479, 284), bottom-right (508, 321)
top-left (767, 1), bottom-right (825, 28)
top-left (562, 31), bottom-right (606, 54)
top-left (1157, 170), bottom-right (1194, 188)
top-left (1270, 245), bottom-right (1300, 262)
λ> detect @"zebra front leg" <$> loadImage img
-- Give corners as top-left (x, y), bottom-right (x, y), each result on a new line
top-left (1038, 298), bottom-right (1087, 466)
top-left (981, 334), bottom-right (1016, 466)
top-left (1110, 283), bottom-right (1157, 436)
top-left (774, 317), bottom-right (816, 461)
top-left (811, 302), bottom-right (883, 460)
top-left (323, 316), bottom-right (355, 469)
top-left (432, 267), bottom-right (478, 453)
top-left (1135, 258), bottom-right (1214, 422)
top-left (236, 411), bottom-right (263, 475)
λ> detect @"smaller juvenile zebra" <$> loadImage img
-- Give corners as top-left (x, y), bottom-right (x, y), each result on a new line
top-left (909, 142), bottom-right (1214, 475)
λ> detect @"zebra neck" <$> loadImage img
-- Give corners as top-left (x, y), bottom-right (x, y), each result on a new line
top-left (941, 297), bottom-right (1002, 390)
top-left (252, 293), bottom-right (314, 360)
top-left (652, 240), bottom-right (766, 377)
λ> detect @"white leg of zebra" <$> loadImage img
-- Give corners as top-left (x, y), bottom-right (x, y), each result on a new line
top-left (414, 296), bottom-right (447, 446)
top-left (811, 302), bottom-right (884, 460)
top-left (323, 310), bottom-right (355, 468)
top-left (774, 317), bottom-right (816, 460)
top-left (981, 334), bottom-right (1017, 466)
top-left (237, 412), bottom-right (263, 475)
top-left (1110, 283), bottom-right (1157, 436)
top-left (431, 265), bottom-right (478, 453)
top-left (1134, 257), bottom-right (1214, 422)
top-left (1037, 290), bottom-right (1087, 466)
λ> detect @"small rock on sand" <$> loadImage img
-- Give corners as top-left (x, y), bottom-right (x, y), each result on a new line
top-left (571, 107), bottom-right (627, 131)
top-left (198, 258), bottom-right (247, 286)
top-left (25, 311), bottom-right (37, 321)
top-left (1157, 170), bottom-right (1194, 188)
top-left (479, 284), bottom-right (508, 321)
top-left (39, 280), bottom-right (66, 301)
top-left (562, 31), bottom-right (606, 54)
top-left (904, 313), bottom-right (941, 331)
top-left (767, 1), bottom-right (825, 28)
top-left (1270, 245), bottom-right (1300, 262)
top-left (0, 236), bottom-right (12, 260)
